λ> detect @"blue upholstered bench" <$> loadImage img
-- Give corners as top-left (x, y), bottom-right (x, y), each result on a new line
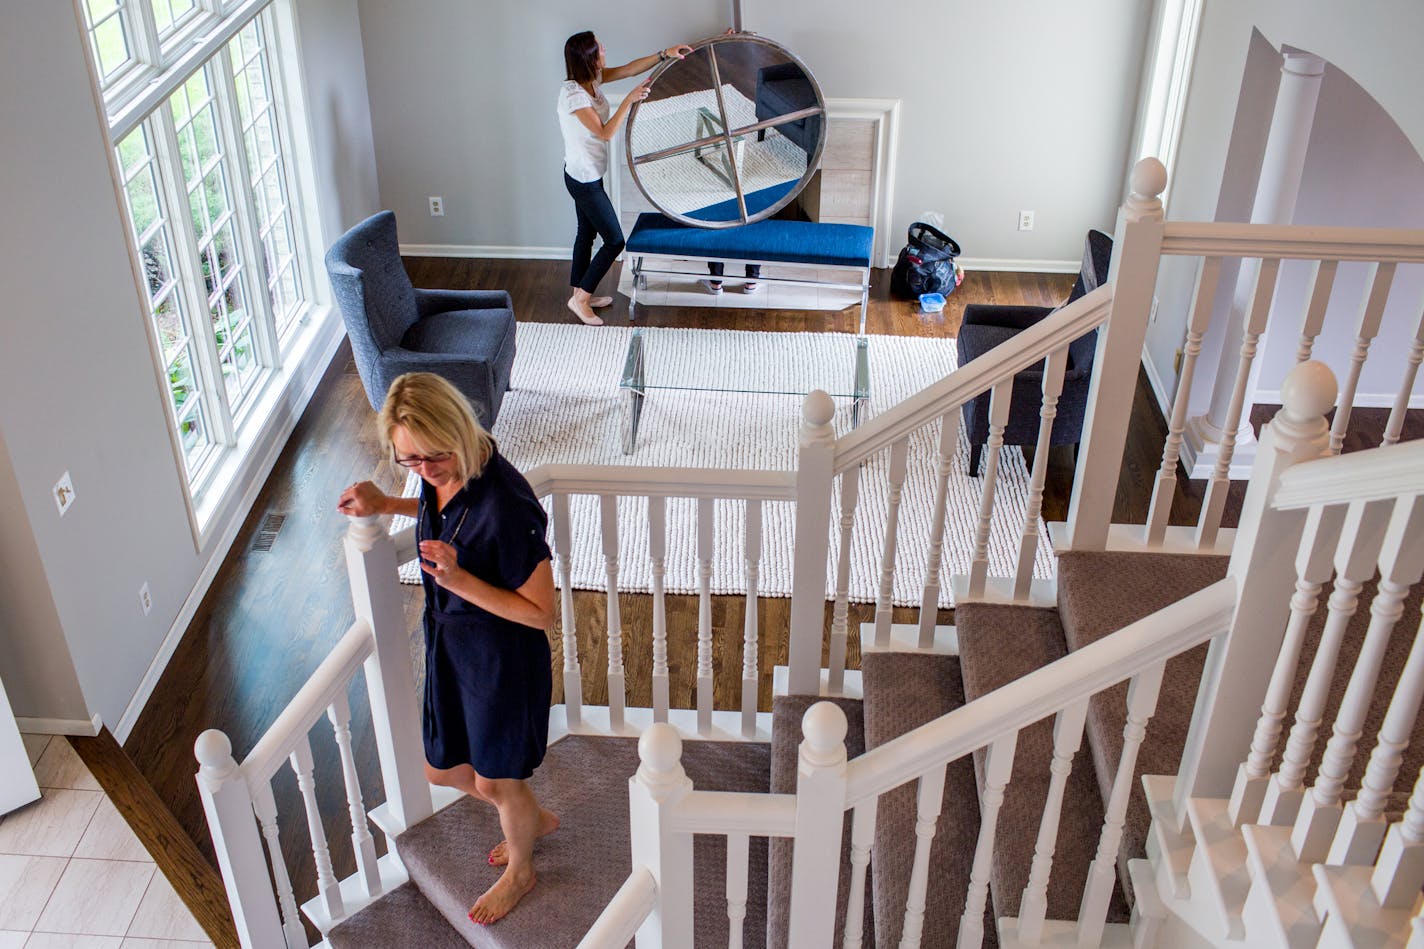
top-left (624, 212), bottom-right (876, 334)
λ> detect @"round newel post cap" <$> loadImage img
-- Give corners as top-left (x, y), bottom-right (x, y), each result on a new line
top-left (801, 701), bottom-right (848, 766)
top-left (638, 722), bottom-right (684, 774)
top-left (802, 390), bottom-right (836, 428)
top-left (194, 729), bottom-right (236, 778)
top-left (1280, 360), bottom-right (1338, 422)
top-left (1130, 158), bottom-right (1168, 202)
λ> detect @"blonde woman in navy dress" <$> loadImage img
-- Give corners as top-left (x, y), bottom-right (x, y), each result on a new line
top-left (337, 372), bottom-right (556, 925)
top-left (559, 31), bottom-right (693, 325)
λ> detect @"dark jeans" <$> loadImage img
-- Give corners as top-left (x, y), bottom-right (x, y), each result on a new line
top-left (565, 172), bottom-right (625, 294)
top-left (708, 262), bottom-right (762, 280)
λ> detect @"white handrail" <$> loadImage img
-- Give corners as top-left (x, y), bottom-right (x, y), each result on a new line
top-left (575, 866), bottom-right (658, 949)
top-left (1272, 440), bottom-right (1424, 511)
top-left (391, 524), bottom-right (416, 564)
top-left (241, 619), bottom-right (373, 786)
top-left (669, 791), bottom-right (797, 836)
top-left (525, 465), bottom-right (796, 501)
top-left (842, 578), bottom-right (1238, 805)
top-left (1161, 221), bottom-right (1424, 262)
top-left (832, 283), bottom-right (1115, 470)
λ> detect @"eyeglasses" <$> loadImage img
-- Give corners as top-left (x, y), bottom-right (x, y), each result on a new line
top-left (393, 450), bottom-right (454, 469)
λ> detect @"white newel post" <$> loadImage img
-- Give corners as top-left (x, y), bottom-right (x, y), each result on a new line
top-left (1062, 158), bottom-right (1165, 551)
top-left (345, 516), bottom-right (433, 831)
top-left (787, 702), bottom-right (849, 948)
top-left (1171, 361), bottom-right (1337, 825)
top-left (788, 392), bottom-right (838, 694)
top-left (194, 730), bottom-right (286, 949)
top-left (629, 724), bottom-right (694, 949)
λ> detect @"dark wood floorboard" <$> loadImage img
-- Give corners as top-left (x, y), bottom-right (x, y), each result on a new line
top-left (121, 255), bottom-right (1416, 919)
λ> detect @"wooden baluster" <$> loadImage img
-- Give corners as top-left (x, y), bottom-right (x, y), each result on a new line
top-left (1329, 261), bottom-right (1396, 454)
top-left (741, 500), bottom-right (762, 738)
top-left (1078, 664), bottom-right (1164, 946)
top-left (726, 832), bottom-right (750, 949)
top-left (600, 494), bottom-right (626, 731)
top-left (968, 379), bottom-right (1013, 599)
top-left (251, 781), bottom-right (307, 948)
top-left (788, 703), bottom-right (850, 948)
top-left (788, 391), bottom-right (839, 694)
top-left (1294, 258), bottom-right (1337, 363)
top-left (553, 493), bottom-right (582, 729)
top-left (1293, 496), bottom-right (1418, 862)
top-left (629, 725), bottom-right (695, 946)
top-left (697, 497), bottom-right (715, 736)
top-left (1146, 256), bottom-right (1220, 546)
top-left (1196, 257), bottom-right (1281, 549)
top-left (1014, 349), bottom-right (1068, 602)
top-left (1229, 504), bottom-right (1344, 826)
top-left (1017, 699), bottom-right (1089, 943)
top-left (1328, 497), bottom-right (1424, 865)
top-left (958, 734), bottom-right (1017, 949)
top-left (648, 496), bottom-right (670, 724)
top-left (328, 693), bottom-right (381, 898)
top-left (1262, 498), bottom-right (1393, 826)
top-left (1371, 763), bottom-right (1424, 909)
top-left (1382, 297), bottom-right (1424, 447)
top-left (828, 467), bottom-right (861, 690)
top-left (898, 764), bottom-right (948, 949)
top-left (194, 730), bottom-right (287, 948)
top-left (919, 411), bottom-right (960, 643)
top-left (290, 734), bottom-right (343, 921)
top-left (843, 799), bottom-right (877, 949)
top-left (874, 438), bottom-right (910, 647)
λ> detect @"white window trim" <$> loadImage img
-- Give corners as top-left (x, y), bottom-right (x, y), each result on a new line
top-left (1128, 0), bottom-right (1204, 212)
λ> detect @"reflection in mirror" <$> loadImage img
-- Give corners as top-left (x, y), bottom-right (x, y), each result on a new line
top-left (626, 34), bottom-right (824, 227)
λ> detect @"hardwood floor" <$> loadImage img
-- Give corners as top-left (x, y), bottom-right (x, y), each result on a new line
top-left (121, 255), bottom-right (1416, 922)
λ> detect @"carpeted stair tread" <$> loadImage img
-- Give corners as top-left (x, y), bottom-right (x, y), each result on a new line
top-left (328, 881), bottom-right (471, 949)
top-left (396, 734), bottom-right (770, 949)
top-left (862, 651), bottom-right (993, 948)
top-left (955, 603), bottom-right (1129, 926)
top-left (766, 694), bottom-right (871, 949)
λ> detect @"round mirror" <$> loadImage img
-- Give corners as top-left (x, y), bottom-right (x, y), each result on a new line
top-left (625, 34), bottom-right (826, 228)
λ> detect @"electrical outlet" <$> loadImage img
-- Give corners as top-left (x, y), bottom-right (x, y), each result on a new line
top-left (428, 196), bottom-right (444, 217)
top-left (53, 471), bottom-right (75, 516)
top-left (1017, 210), bottom-right (1035, 232)
top-left (139, 582), bottom-right (153, 616)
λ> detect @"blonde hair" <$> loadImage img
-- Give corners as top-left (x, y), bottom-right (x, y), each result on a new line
top-left (379, 373), bottom-right (494, 484)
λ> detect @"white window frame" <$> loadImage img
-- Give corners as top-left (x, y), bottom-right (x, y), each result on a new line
top-left (1128, 0), bottom-right (1204, 212)
top-left (85, 0), bottom-right (322, 513)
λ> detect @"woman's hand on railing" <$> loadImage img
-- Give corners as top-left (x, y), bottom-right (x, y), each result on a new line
top-left (337, 480), bottom-right (389, 517)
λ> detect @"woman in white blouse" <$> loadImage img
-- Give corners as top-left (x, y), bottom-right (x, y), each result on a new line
top-left (559, 31), bottom-right (692, 325)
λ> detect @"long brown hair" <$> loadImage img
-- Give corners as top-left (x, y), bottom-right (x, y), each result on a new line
top-left (564, 31), bottom-right (600, 85)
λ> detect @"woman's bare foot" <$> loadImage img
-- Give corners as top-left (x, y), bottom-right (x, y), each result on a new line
top-left (488, 809), bottom-right (560, 866)
top-left (567, 294), bottom-right (604, 326)
top-left (468, 867), bottom-right (536, 925)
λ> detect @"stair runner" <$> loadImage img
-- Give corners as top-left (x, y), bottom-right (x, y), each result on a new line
top-left (329, 735), bottom-right (771, 949)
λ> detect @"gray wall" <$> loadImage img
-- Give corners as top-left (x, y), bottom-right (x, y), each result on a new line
top-left (1144, 1), bottom-right (1424, 405)
top-left (357, 0), bottom-right (1152, 267)
top-left (0, 0), bottom-right (379, 728)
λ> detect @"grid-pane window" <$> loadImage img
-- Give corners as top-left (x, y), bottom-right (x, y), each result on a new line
top-left (117, 127), bottom-right (216, 474)
top-left (82, 1), bottom-right (314, 495)
top-left (230, 19), bottom-right (304, 338)
top-left (85, 0), bottom-right (136, 85)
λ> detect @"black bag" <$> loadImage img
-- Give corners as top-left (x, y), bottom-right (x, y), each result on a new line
top-left (890, 222), bottom-right (962, 299)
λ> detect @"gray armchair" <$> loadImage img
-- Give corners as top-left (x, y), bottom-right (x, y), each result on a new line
top-left (325, 210), bottom-right (516, 426)
top-left (956, 229), bottom-right (1113, 476)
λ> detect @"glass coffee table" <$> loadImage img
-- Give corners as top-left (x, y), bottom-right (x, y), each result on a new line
top-left (618, 327), bottom-right (870, 453)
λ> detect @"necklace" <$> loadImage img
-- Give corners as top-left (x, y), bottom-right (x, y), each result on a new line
top-left (417, 490), bottom-right (470, 547)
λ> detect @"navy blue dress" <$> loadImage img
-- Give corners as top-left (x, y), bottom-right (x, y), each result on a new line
top-left (418, 450), bottom-right (553, 780)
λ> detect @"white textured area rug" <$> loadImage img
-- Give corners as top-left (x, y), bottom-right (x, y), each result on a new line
top-left (394, 324), bottom-right (1054, 606)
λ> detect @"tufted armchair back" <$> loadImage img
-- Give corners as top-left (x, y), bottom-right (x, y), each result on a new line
top-left (325, 211), bottom-right (419, 401)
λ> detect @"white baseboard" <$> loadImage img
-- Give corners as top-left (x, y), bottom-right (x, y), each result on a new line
top-left (958, 257), bottom-right (1079, 274)
top-left (1252, 388), bottom-right (1423, 410)
top-left (17, 714), bottom-right (102, 737)
top-left (399, 243), bottom-right (570, 260)
top-left (114, 310), bottom-right (347, 744)
top-left (1142, 345), bottom-right (1175, 419)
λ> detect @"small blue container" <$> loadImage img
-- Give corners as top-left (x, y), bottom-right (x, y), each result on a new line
top-left (919, 292), bottom-right (946, 313)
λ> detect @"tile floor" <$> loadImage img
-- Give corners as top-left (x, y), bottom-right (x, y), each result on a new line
top-left (0, 734), bottom-right (213, 948)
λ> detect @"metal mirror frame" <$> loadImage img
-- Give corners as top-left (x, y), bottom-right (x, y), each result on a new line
top-left (624, 33), bottom-right (827, 229)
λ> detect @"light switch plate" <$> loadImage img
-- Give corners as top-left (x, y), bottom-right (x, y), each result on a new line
top-left (54, 471), bottom-right (75, 516)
